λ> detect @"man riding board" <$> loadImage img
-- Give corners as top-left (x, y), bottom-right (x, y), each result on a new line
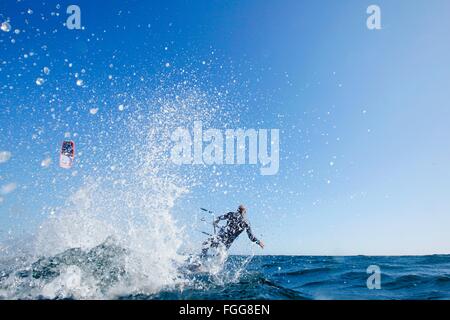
top-left (201, 205), bottom-right (264, 257)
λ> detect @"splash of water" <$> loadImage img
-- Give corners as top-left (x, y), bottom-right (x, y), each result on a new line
top-left (0, 80), bottom-right (239, 299)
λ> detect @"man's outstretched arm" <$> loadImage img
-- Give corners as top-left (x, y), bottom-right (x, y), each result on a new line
top-left (246, 224), bottom-right (264, 249)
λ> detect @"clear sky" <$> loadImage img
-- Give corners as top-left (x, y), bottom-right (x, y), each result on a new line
top-left (1, 0), bottom-right (450, 255)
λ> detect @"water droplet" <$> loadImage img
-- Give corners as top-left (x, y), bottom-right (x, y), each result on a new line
top-left (41, 158), bottom-right (52, 168)
top-left (1, 22), bottom-right (11, 32)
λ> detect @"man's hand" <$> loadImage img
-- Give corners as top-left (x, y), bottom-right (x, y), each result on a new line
top-left (258, 240), bottom-right (265, 249)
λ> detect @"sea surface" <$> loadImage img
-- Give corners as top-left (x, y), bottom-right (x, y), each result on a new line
top-left (1, 241), bottom-right (449, 300)
top-left (153, 255), bottom-right (450, 300)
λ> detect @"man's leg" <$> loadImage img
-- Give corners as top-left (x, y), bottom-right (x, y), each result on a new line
top-left (200, 238), bottom-right (211, 257)
top-left (201, 236), bottom-right (219, 257)
top-left (201, 235), bottom-right (226, 257)
top-left (224, 238), bottom-right (233, 250)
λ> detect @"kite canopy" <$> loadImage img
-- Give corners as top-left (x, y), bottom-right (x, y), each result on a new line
top-left (59, 140), bottom-right (75, 169)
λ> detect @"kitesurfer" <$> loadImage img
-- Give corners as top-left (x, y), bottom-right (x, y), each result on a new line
top-left (200, 205), bottom-right (264, 257)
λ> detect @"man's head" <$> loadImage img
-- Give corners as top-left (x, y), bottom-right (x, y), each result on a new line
top-left (238, 204), bottom-right (247, 215)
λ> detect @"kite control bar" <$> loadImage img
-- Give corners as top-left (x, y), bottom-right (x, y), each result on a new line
top-left (200, 208), bottom-right (216, 235)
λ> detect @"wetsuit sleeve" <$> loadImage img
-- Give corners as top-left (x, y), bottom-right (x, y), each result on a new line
top-left (213, 212), bottom-right (231, 226)
top-left (245, 223), bottom-right (260, 244)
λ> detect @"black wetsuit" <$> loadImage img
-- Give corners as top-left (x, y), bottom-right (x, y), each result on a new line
top-left (201, 211), bottom-right (260, 256)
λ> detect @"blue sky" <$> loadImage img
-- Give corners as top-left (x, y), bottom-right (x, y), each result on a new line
top-left (1, 0), bottom-right (450, 255)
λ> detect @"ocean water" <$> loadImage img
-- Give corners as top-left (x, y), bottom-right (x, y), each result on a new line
top-left (134, 254), bottom-right (450, 300)
top-left (1, 240), bottom-right (449, 300)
